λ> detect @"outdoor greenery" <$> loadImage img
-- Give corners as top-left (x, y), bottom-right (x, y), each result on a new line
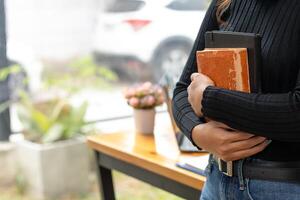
top-left (43, 56), bottom-right (118, 92)
top-left (0, 56), bottom-right (116, 143)
top-left (0, 64), bottom-right (90, 143)
top-left (0, 65), bottom-right (23, 81)
top-left (17, 92), bottom-right (88, 143)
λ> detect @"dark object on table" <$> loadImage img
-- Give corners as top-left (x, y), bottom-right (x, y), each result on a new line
top-left (176, 162), bottom-right (206, 176)
top-left (175, 131), bottom-right (204, 153)
top-left (162, 86), bottom-right (206, 153)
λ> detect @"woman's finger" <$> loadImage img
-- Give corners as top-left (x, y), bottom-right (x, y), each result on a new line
top-left (227, 136), bottom-right (267, 152)
top-left (221, 140), bottom-right (270, 161)
top-left (215, 127), bottom-right (254, 141)
top-left (227, 131), bottom-right (256, 141)
top-left (210, 121), bottom-right (236, 131)
top-left (190, 72), bottom-right (200, 81)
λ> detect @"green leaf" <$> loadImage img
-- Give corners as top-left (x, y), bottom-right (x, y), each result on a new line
top-left (64, 101), bottom-right (88, 138)
top-left (17, 91), bottom-right (52, 134)
top-left (17, 105), bottom-right (34, 132)
top-left (19, 104), bottom-right (51, 134)
top-left (97, 67), bottom-right (118, 81)
top-left (30, 109), bottom-right (51, 134)
top-left (0, 65), bottom-right (22, 81)
top-left (49, 99), bottom-right (68, 122)
top-left (42, 123), bottom-right (64, 143)
top-left (74, 101), bottom-right (88, 123)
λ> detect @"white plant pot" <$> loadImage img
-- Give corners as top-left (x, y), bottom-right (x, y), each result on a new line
top-left (133, 108), bottom-right (155, 134)
top-left (0, 142), bottom-right (16, 186)
top-left (11, 134), bottom-right (90, 200)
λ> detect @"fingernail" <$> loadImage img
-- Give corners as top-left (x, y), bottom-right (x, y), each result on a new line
top-left (265, 140), bottom-right (272, 145)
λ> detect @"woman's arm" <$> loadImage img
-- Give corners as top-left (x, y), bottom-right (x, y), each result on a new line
top-left (191, 121), bottom-right (269, 162)
top-left (172, 0), bottom-right (219, 145)
top-left (201, 76), bottom-right (300, 141)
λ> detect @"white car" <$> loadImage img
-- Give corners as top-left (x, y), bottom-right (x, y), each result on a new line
top-left (93, 0), bottom-right (210, 81)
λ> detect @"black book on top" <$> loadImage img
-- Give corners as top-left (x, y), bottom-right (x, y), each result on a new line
top-left (205, 31), bottom-right (262, 93)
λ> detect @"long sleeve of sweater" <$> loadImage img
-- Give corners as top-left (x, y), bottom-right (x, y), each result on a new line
top-left (202, 80), bottom-right (300, 142)
top-left (172, 0), bottom-right (219, 145)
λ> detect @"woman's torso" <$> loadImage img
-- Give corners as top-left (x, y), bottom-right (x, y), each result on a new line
top-left (219, 0), bottom-right (300, 161)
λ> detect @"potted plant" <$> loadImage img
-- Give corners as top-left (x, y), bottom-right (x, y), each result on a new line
top-left (124, 82), bottom-right (165, 134)
top-left (10, 91), bottom-right (91, 199)
top-left (0, 57), bottom-right (116, 199)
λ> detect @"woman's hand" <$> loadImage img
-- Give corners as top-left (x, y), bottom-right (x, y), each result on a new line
top-left (188, 73), bottom-right (214, 116)
top-left (192, 121), bottom-right (269, 161)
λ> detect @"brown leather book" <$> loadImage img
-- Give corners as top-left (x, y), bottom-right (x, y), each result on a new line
top-left (196, 48), bottom-right (251, 93)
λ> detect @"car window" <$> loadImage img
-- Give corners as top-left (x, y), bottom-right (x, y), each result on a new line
top-left (106, 0), bottom-right (146, 13)
top-left (166, 0), bottom-right (210, 11)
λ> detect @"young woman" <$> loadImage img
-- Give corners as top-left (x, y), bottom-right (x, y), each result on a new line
top-left (172, 0), bottom-right (300, 199)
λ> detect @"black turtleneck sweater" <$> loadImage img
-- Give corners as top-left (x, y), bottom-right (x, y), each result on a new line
top-left (172, 0), bottom-right (300, 161)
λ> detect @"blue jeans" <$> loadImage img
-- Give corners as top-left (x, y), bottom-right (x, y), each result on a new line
top-left (200, 157), bottom-right (300, 200)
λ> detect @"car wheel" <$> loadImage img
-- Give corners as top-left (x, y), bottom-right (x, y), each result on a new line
top-left (153, 43), bottom-right (191, 82)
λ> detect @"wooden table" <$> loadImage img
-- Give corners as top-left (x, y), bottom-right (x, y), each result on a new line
top-left (87, 129), bottom-right (208, 200)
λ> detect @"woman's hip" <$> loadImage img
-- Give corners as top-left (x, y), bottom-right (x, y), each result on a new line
top-left (200, 157), bottom-right (300, 200)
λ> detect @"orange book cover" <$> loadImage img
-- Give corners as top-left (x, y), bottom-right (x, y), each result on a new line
top-left (196, 48), bottom-right (250, 93)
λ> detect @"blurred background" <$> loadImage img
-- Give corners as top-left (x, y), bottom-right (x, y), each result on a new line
top-left (0, 0), bottom-right (211, 199)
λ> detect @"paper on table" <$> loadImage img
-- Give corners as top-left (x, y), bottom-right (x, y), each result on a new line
top-left (177, 154), bottom-right (209, 172)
